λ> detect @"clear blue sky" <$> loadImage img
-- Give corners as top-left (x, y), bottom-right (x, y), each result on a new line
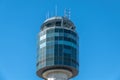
top-left (0, 0), bottom-right (120, 80)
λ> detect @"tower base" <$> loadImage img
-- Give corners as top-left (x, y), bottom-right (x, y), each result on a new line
top-left (42, 69), bottom-right (72, 80)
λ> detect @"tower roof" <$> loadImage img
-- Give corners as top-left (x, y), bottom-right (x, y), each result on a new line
top-left (40, 16), bottom-right (76, 31)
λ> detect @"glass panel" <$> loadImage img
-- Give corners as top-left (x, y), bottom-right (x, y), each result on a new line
top-left (56, 21), bottom-right (61, 26)
top-left (40, 42), bottom-right (46, 48)
top-left (38, 27), bottom-right (79, 70)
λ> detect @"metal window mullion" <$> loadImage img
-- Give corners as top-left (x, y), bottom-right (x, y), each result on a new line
top-left (58, 29), bottom-right (59, 64)
top-left (62, 18), bottom-right (64, 64)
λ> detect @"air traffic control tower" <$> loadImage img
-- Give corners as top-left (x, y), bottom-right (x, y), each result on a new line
top-left (37, 16), bottom-right (79, 80)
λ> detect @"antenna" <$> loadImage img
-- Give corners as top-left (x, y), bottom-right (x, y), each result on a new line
top-left (46, 11), bottom-right (49, 19)
top-left (68, 8), bottom-right (71, 19)
top-left (55, 5), bottom-right (57, 16)
top-left (46, 11), bottom-right (50, 19)
top-left (64, 8), bottom-right (66, 17)
top-left (46, 13), bottom-right (47, 19)
top-left (64, 8), bottom-right (71, 19)
top-left (48, 11), bottom-right (50, 18)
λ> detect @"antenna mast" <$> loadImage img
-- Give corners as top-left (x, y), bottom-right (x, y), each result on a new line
top-left (55, 5), bottom-right (57, 16)
top-left (46, 11), bottom-right (50, 19)
top-left (64, 8), bottom-right (71, 19)
top-left (46, 12), bottom-right (48, 19)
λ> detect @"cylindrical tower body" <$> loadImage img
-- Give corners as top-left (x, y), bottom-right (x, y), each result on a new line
top-left (37, 16), bottom-right (79, 80)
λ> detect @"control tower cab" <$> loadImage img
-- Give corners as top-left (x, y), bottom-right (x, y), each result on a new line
top-left (37, 16), bottom-right (79, 80)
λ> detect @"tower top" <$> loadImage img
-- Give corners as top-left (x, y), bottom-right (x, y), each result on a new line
top-left (41, 16), bottom-right (76, 31)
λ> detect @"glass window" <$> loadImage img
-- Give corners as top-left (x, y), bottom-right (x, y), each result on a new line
top-left (47, 33), bottom-right (54, 37)
top-left (47, 29), bottom-right (54, 34)
top-left (46, 60), bottom-right (54, 66)
top-left (56, 21), bottom-right (61, 26)
top-left (46, 45), bottom-right (54, 49)
top-left (55, 28), bottom-right (59, 32)
top-left (47, 49), bottom-right (54, 54)
top-left (71, 31), bottom-right (77, 37)
top-left (38, 27), bottom-right (79, 69)
top-left (40, 34), bottom-right (46, 41)
top-left (40, 42), bottom-right (46, 48)
top-left (63, 48), bottom-right (71, 54)
top-left (54, 36), bottom-right (77, 45)
top-left (59, 33), bottom-right (64, 36)
top-left (46, 23), bottom-right (54, 27)
top-left (40, 31), bottom-right (46, 36)
top-left (64, 29), bottom-right (69, 33)
top-left (40, 39), bottom-right (46, 44)
top-left (47, 37), bottom-right (54, 41)
top-left (47, 41), bottom-right (54, 46)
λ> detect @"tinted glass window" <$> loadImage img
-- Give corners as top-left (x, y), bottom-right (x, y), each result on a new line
top-left (56, 21), bottom-right (61, 26)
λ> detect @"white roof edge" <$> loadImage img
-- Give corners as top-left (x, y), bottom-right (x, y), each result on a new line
top-left (44, 16), bottom-right (63, 23)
